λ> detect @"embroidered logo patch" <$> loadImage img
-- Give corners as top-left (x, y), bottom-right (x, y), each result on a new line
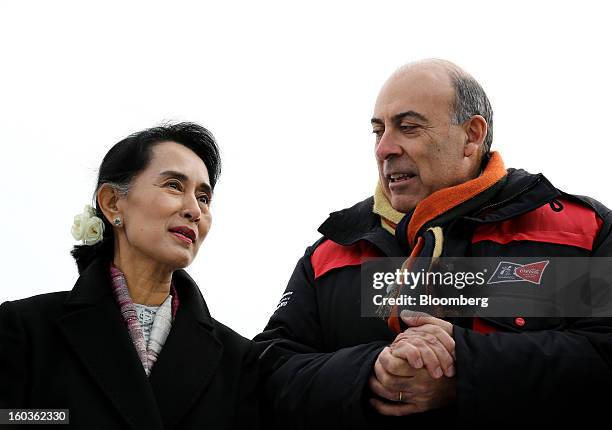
top-left (487, 261), bottom-right (549, 285)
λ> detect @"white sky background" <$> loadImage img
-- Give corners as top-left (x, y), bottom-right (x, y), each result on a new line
top-left (1, 0), bottom-right (611, 338)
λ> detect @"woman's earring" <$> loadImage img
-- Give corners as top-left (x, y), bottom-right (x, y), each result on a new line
top-left (113, 217), bottom-right (122, 226)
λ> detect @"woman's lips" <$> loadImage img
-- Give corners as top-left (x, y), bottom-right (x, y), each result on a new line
top-left (170, 231), bottom-right (193, 244)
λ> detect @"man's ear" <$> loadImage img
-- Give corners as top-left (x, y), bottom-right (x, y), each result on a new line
top-left (463, 115), bottom-right (488, 158)
top-left (97, 184), bottom-right (123, 224)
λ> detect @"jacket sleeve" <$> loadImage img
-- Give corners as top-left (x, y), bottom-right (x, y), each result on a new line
top-left (454, 211), bottom-right (612, 423)
top-left (254, 250), bottom-right (387, 430)
top-left (0, 301), bottom-right (28, 409)
top-left (232, 340), bottom-right (261, 430)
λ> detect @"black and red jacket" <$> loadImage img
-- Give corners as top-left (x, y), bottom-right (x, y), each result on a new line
top-left (255, 168), bottom-right (612, 428)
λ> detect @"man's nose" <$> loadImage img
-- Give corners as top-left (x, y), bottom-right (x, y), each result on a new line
top-left (375, 130), bottom-right (403, 161)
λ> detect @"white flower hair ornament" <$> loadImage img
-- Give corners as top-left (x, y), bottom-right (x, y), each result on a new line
top-left (71, 205), bottom-right (106, 245)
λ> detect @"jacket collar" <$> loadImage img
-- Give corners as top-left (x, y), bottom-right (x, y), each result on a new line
top-left (318, 197), bottom-right (405, 257)
top-left (59, 257), bottom-right (221, 430)
top-left (318, 168), bottom-right (560, 256)
top-left (462, 168), bottom-right (560, 223)
top-left (65, 258), bottom-right (214, 329)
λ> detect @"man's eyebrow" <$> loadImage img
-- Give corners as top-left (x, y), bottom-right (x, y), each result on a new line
top-left (370, 110), bottom-right (429, 126)
top-left (392, 110), bottom-right (429, 124)
top-left (158, 170), bottom-right (212, 194)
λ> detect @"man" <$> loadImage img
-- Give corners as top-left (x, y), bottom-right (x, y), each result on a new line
top-left (255, 60), bottom-right (612, 427)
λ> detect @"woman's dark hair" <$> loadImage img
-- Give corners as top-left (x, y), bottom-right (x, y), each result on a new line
top-left (70, 122), bottom-right (221, 274)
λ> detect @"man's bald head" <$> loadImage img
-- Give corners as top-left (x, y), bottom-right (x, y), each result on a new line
top-left (385, 59), bottom-right (493, 154)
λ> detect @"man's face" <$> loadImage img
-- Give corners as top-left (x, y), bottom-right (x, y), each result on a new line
top-left (372, 66), bottom-right (475, 213)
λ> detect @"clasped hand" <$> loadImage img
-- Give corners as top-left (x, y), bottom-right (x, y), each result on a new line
top-left (368, 312), bottom-right (456, 416)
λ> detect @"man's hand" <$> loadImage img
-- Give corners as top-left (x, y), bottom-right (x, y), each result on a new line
top-left (367, 312), bottom-right (457, 416)
top-left (368, 347), bottom-right (456, 416)
top-left (385, 311), bottom-right (456, 379)
top-left (388, 330), bottom-right (454, 379)
top-left (398, 310), bottom-right (456, 365)
top-left (400, 310), bottom-right (454, 337)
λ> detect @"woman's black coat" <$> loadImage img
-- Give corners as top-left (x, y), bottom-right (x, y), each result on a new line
top-left (0, 257), bottom-right (260, 429)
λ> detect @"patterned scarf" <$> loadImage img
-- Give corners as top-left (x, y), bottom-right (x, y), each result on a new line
top-left (373, 152), bottom-right (508, 332)
top-left (109, 263), bottom-right (180, 376)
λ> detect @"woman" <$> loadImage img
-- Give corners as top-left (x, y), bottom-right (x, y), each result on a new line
top-left (0, 123), bottom-right (260, 429)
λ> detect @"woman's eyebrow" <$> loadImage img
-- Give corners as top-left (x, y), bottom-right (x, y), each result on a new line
top-left (158, 170), bottom-right (212, 194)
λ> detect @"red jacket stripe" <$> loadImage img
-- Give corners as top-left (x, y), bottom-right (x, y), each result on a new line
top-left (311, 240), bottom-right (381, 280)
top-left (472, 198), bottom-right (603, 251)
top-left (473, 317), bottom-right (499, 334)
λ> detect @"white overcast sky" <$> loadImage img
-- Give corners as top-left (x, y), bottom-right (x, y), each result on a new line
top-left (1, 0), bottom-right (611, 337)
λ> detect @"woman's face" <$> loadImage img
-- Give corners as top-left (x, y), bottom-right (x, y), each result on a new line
top-left (115, 141), bottom-right (213, 270)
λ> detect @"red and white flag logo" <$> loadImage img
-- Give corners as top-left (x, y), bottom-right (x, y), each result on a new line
top-left (487, 260), bottom-right (549, 285)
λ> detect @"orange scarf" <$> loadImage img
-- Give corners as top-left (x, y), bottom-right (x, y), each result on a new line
top-left (376, 152), bottom-right (507, 332)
